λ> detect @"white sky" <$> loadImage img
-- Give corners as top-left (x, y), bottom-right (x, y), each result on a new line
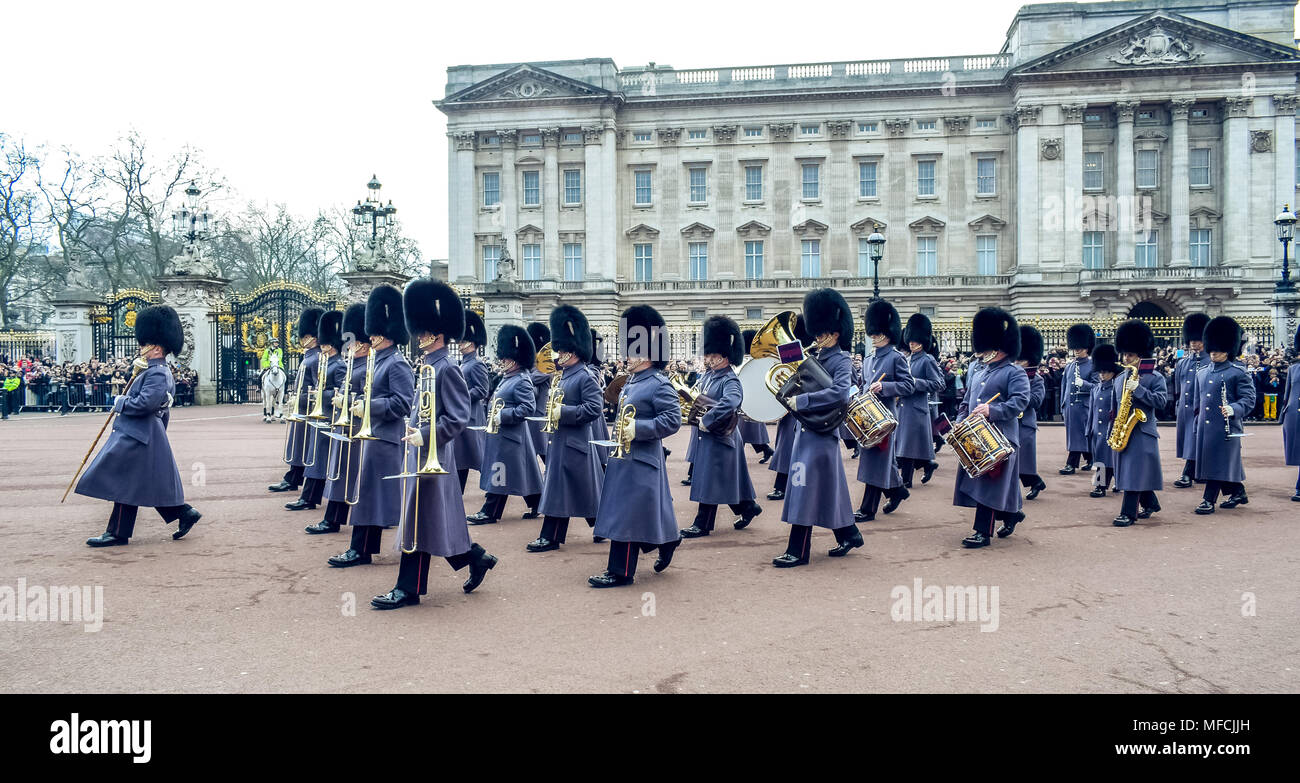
top-left (9, 0), bottom-right (1063, 260)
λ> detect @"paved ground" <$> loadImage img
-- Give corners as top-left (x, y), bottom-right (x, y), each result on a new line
top-left (2, 405), bottom-right (1297, 693)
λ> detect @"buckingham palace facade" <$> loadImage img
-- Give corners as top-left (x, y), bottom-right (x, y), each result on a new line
top-left (437, 0), bottom-right (1300, 340)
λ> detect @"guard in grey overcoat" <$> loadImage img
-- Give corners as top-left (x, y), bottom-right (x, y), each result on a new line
top-left (1059, 323), bottom-right (1098, 473)
top-left (454, 311), bottom-right (489, 493)
top-left (1172, 312), bottom-right (1210, 487)
top-left (1016, 325), bottom-right (1048, 500)
top-left (530, 305), bottom-right (605, 551)
top-left (293, 310), bottom-right (345, 512)
top-left (271, 307), bottom-right (323, 494)
top-left (955, 308), bottom-right (1030, 549)
top-left (309, 305), bottom-right (367, 535)
top-left (470, 325), bottom-right (543, 524)
top-left (1283, 325), bottom-right (1300, 500)
top-left (896, 314), bottom-right (943, 488)
top-left (589, 305), bottom-right (682, 587)
top-left (371, 279), bottom-right (497, 609)
top-left (737, 330), bottom-right (775, 461)
top-left (774, 288), bottom-right (863, 567)
top-left (1110, 320), bottom-right (1168, 526)
top-left (855, 300), bottom-right (915, 521)
top-left (1086, 344), bottom-right (1119, 497)
top-left (526, 322), bottom-right (552, 464)
top-left (1192, 316), bottom-right (1257, 514)
top-left (681, 316), bottom-right (760, 538)
top-left (81, 305), bottom-right (202, 547)
top-left (325, 285), bottom-right (413, 568)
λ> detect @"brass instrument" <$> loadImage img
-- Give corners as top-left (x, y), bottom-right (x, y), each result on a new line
top-left (330, 344), bottom-right (356, 430)
top-left (542, 374), bottom-right (564, 433)
top-left (1107, 363), bottom-right (1145, 452)
top-left (326, 347), bottom-right (366, 505)
top-left (282, 362), bottom-right (308, 464)
top-left (486, 396), bottom-right (505, 435)
top-left (611, 402), bottom-right (635, 459)
top-left (354, 348), bottom-right (379, 441)
top-left (61, 347), bottom-right (150, 503)
top-left (535, 342), bottom-right (557, 375)
top-left (382, 364), bottom-right (448, 555)
top-left (306, 352), bottom-right (330, 419)
top-left (603, 373), bottom-right (628, 406)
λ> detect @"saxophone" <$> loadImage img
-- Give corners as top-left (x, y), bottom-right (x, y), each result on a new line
top-left (1107, 363), bottom-right (1145, 452)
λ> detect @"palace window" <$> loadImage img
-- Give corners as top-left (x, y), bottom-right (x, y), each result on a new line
top-left (688, 129), bottom-right (707, 140)
top-left (915, 236), bottom-right (937, 276)
top-left (916, 119), bottom-right (936, 131)
top-left (522, 133), bottom-right (541, 145)
top-left (633, 131), bottom-right (652, 142)
top-left (801, 163), bottom-right (820, 199)
top-left (634, 170), bottom-right (653, 205)
top-left (859, 161), bottom-right (877, 198)
top-left (1136, 149), bottom-right (1159, 189)
top-left (1084, 152), bottom-right (1104, 190)
top-left (745, 165), bottom-right (763, 201)
top-left (482, 172), bottom-right (500, 207)
top-left (746, 307), bottom-right (763, 320)
top-left (1190, 229), bottom-right (1212, 267)
top-left (522, 170), bottom-right (540, 206)
top-left (1189, 148), bottom-right (1211, 187)
top-left (745, 240), bottom-right (764, 279)
top-left (858, 121), bottom-right (878, 133)
top-left (689, 242), bottom-right (708, 280)
top-left (1082, 231), bottom-right (1105, 269)
top-left (634, 243), bottom-right (653, 282)
top-left (744, 127), bottom-right (763, 138)
top-left (689, 167), bottom-right (708, 203)
top-left (563, 131), bottom-right (583, 143)
top-left (800, 123), bottom-right (820, 136)
top-left (563, 243), bottom-right (584, 281)
top-left (976, 157), bottom-right (996, 196)
top-left (522, 244), bottom-right (541, 280)
top-left (857, 237), bottom-right (877, 277)
top-left (563, 169), bottom-right (582, 204)
top-left (975, 118), bottom-right (997, 130)
top-left (917, 160), bottom-right (936, 197)
top-left (483, 244), bottom-right (500, 280)
top-left (1135, 230), bottom-right (1159, 268)
top-left (801, 239), bottom-right (821, 277)
top-left (976, 235), bottom-right (997, 275)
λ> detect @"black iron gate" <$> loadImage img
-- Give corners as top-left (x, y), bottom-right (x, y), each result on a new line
top-left (213, 282), bottom-right (337, 404)
top-left (91, 289), bottom-right (160, 361)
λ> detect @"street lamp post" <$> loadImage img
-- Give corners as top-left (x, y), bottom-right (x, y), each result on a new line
top-left (867, 224), bottom-right (886, 302)
top-left (351, 174), bottom-right (397, 271)
top-left (1275, 204), bottom-right (1296, 293)
top-left (168, 181), bottom-right (215, 276)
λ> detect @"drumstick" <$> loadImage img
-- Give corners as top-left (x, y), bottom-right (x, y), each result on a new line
top-left (980, 393), bottom-right (1001, 405)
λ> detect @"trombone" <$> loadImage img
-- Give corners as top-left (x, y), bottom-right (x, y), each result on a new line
top-left (353, 348), bottom-right (379, 441)
top-left (282, 363), bottom-right (310, 465)
top-left (326, 344), bottom-right (365, 505)
top-left (384, 364), bottom-right (448, 555)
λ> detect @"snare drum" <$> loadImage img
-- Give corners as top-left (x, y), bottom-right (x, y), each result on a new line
top-left (946, 414), bottom-right (1014, 478)
top-left (844, 391), bottom-right (897, 448)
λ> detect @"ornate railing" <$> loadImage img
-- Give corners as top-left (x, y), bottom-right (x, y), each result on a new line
top-left (617, 54), bottom-right (1009, 92)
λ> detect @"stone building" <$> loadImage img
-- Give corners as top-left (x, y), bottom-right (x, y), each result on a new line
top-left (436, 0), bottom-right (1300, 352)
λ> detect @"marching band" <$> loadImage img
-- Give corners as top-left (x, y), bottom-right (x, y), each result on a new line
top-left (71, 279), bottom-right (1300, 609)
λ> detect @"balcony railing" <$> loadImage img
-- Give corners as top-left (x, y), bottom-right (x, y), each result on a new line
top-left (1078, 265), bottom-right (1244, 282)
top-left (614, 274), bottom-right (1013, 293)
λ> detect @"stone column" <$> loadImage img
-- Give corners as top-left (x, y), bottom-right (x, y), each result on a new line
top-left (338, 271), bottom-right (413, 305)
top-left (1273, 94), bottom-right (1297, 225)
top-left (541, 127), bottom-right (561, 282)
top-left (1014, 105), bottom-right (1041, 271)
top-left (50, 289), bottom-right (103, 364)
top-left (451, 132), bottom-right (477, 283)
top-left (1062, 104), bottom-right (1086, 272)
top-left (1115, 100), bottom-right (1138, 268)
top-left (498, 130), bottom-right (518, 260)
top-left (155, 274), bottom-right (230, 406)
top-left (598, 121), bottom-right (618, 288)
top-left (1222, 97), bottom-right (1252, 266)
top-left (1169, 98), bottom-right (1193, 266)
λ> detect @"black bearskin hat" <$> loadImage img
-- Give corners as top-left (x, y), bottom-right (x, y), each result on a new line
top-left (803, 288), bottom-right (854, 350)
top-left (1066, 323), bottom-right (1096, 351)
top-left (527, 322), bottom-right (550, 351)
top-left (496, 324), bottom-right (536, 370)
top-left (365, 284), bottom-right (408, 345)
top-left (1115, 319), bottom-right (1154, 358)
top-left (461, 311), bottom-right (487, 349)
top-left (1203, 315), bottom-right (1241, 355)
top-left (620, 305), bottom-right (670, 369)
top-left (701, 316), bottom-right (744, 366)
top-left (865, 300), bottom-right (902, 346)
top-left (296, 307), bottom-right (324, 340)
top-left (1018, 325), bottom-right (1043, 366)
top-left (1092, 343), bottom-right (1120, 375)
top-left (971, 307), bottom-right (1021, 358)
top-left (403, 279), bottom-right (465, 342)
top-left (549, 305), bottom-right (593, 363)
top-left (342, 303), bottom-right (369, 347)
top-left (902, 313), bottom-right (933, 348)
top-left (1182, 312), bottom-right (1211, 345)
top-left (317, 310), bottom-right (343, 351)
top-left (742, 329), bottom-right (757, 355)
top-left (134, 305), bottom-right (184, 357)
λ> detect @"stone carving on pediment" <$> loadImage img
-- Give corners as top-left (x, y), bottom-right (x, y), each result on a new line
top-left (1250, 130), bottom-right (1272, 153)
top-left (1108, 26), bottom-right (1203, 66)
top-left (496, 80), bottom-right (555, 100)
top-left (1040, 138), bottom-right (1062, 160)
top-left (60, 332), bottom-right (77, 362)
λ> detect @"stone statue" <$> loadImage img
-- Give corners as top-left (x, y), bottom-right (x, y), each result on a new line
top-left (496, 243), bottom-right (517, 284)
top-left (166, 243), bottom-right (219, 277)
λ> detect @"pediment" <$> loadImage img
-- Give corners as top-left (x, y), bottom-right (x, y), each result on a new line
top-left (516, 224), bottom-right (544, 237)
top-left (1010, 11), bottom-right (1300, 78)
top-left (625, 223), bottom-right (660, 240)
top-left (792, 219), bottom-right (828, 236)
top-left (680, 222), bottom-right (715, 238)
top-left (736, 220), bottom-right (771, 237)
top-left (968, 214), bottom-right (1007, 231)
top-left (908, 215), bottom-right (946, 232)
top-left (850, 216), bottom-right (887, 233)
top-left (440, 64), bottom-right (613, 107)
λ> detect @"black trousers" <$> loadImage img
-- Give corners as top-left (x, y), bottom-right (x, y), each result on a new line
top-left (971, 504), bottom-right (1018, 535)
top-left (685, 463), bottom-right (694, 480)
top-left (348, 525), bottom-right (383, 554)
top-left (783, 523), bottom-right (862, 558)
top-left (323, 500), bottom-right (350, 526)
top-left (692, 500), bottom-right (759, 531)
top-left (481, 492), bottom-right (542, 520)
top-left (107, 502), bottom-right (192, 540)
top-left (282, 464), bottom-right (305, 488)
top-left (857, 484), bottom-right (903, 515)
top-left (750, 443), bottom-right (774, 457)
top-left (1182, 460), bottom-right (1196, 479)
top-left (1019, 473), bottom-right (1043, 488)
top-left (298, 476), bottom-right (325, 505)
top-left (1120, 490), bottom-right (1158, 518)
top-left (1202, 480), bottom-right (1245, 504)
top-left (539, 515), bottom-right (596, 544)
top-left (396, 543), bottom-right (486, 595)
top-left (773, 472), bottom-right (787, 492)
top-left (1066, 451), bottom-right (1092, 468)
top-left (606, 539), bottom-right (679, 578)
top-left (458, 469), bottom-right (469, 493)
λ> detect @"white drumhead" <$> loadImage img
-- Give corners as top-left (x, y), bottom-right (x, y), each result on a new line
top-left (738, 357), bottom-right (787, 423)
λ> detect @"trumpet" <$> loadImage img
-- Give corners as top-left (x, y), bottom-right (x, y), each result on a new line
top-left (354, 348), bottom-right (379, 441)
top-left (485, 396), bottom-right (505, 434)
top-left (611, 402), bottom-right (635, 459)
top-left (542, 375), bottom-right (564, 433)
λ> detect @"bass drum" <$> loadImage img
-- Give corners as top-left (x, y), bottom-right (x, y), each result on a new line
top-left (738, 357), bottom-right (787, 423)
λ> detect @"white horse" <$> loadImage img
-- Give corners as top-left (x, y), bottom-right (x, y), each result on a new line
top-left (262, 365), bottom-right (287, 422)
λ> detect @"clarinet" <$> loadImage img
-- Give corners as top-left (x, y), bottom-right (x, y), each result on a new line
top-left (1221, 382), bottom-right (1230, 441)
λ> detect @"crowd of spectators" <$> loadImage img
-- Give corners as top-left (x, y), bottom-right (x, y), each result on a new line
top-left (0, 353), bottom-right (198, 419)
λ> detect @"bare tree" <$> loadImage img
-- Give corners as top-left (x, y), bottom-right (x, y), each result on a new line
top-left (39, 148), bottom-right (104, 289)
top-left (0, 135), bottom-right (56, 327)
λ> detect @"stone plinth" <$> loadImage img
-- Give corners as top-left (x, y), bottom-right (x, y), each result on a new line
top-left (481, 282), bottom-right (528, 354)
top-left (50, 289), bottom-right (104, 364)
top-left (339, 270), bottom-right (413, 305)
top-left (1267, 286), bottom-right (1299, 350)
top-left (156, 274), bottom-right (231, 406)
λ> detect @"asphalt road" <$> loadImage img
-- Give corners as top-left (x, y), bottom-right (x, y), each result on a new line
top-left (2, 405), bottom-right (1297, 693)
